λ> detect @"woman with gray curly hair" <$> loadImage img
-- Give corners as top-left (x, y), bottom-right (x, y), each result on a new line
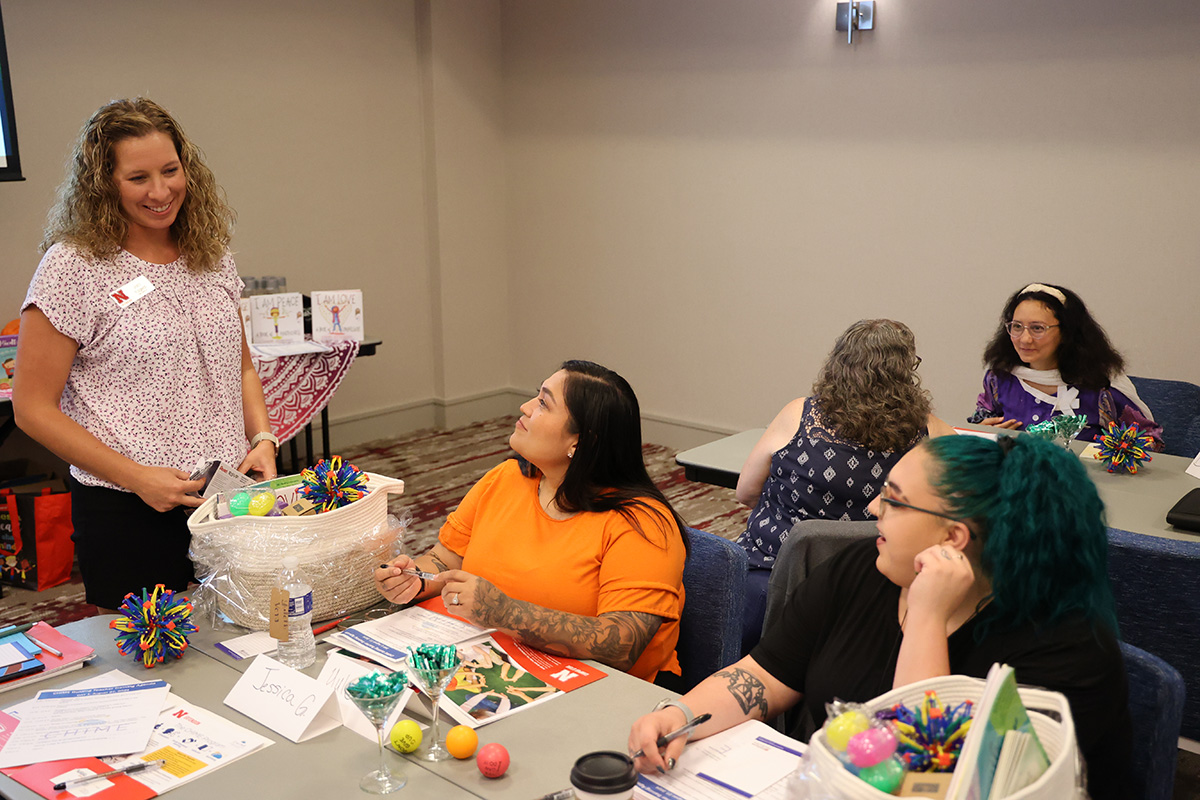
top-left (14, 98), bottom-right (275, 613)
top-left (735, 319), bottom-right (954, 652)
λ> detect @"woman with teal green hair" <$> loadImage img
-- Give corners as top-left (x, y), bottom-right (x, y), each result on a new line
top-left (629, 435), bottom-right (1130, 799)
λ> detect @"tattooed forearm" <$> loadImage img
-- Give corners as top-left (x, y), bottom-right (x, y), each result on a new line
top-left (714, 668), bottom-right (770, 720)
top-left (472, 582), bottom-right (662, 671)
top-left (427, 552), bottom-right (451, 572)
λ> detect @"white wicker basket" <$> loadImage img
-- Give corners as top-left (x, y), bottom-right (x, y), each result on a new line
top-left (805, 674), bottom-right (1080, 800)
top-left (187, 472), bottom-right (405, 629)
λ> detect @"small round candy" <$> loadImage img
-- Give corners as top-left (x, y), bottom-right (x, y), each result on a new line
top-left (390, 719), bottom-right (423, 753)
top-left (228, 491), bottom-right (252, 516)
top-left (445, 725), bottom-right (478, 759)
top-left (857, 757), bottom-right (905, 794)
top-left (476, 742), bottom-right (509, 778)
top-left (247, 489), bottom-right (277, 516)
top-left (847, 727), bottom-right (897, 768)
top-left (825, 710), bottom-right (870, 751)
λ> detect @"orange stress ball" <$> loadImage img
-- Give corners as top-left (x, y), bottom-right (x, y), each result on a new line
top-left (445, 725), bottom-right (478, 759)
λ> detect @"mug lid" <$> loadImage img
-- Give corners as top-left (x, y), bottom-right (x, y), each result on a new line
top-left (569, 751), bottom-right (638, 793)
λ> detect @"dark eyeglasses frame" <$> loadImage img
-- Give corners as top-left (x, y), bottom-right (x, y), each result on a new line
top-left (1004, 321), bottom-right (1059, 340)
top-left (878, 481), bottom-right (961, 523)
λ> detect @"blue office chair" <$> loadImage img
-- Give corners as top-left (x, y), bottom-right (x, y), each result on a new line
top-left (1107, 527), bottom-right (1200, 741)
top-left (675, 527), bottom-right (747, 691)
top-left (1129, 376), bottom-right (1200, 458)
top-left (1120, 642), bottom-right (1185, 800)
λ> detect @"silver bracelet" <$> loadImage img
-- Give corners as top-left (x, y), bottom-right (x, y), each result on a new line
top-left (652, 698), bottom-right (694, 727)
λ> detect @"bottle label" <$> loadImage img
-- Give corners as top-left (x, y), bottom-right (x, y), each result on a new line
top-left (288, 591), bottom-right (313, 617)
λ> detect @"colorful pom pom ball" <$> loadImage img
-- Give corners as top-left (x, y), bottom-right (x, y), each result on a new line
top-left (477, 743), bottom-right (510, 778)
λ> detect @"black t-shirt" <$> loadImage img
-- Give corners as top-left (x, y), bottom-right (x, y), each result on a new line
top-left (751, 538), bottom-right (1132, 800)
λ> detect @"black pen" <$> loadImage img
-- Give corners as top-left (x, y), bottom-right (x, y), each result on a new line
top-left (53, 759), bottom-right (166, 791)
top-left (630, 712), bottom-right (712, 758)
top-left (378, 566), bottom-right (439, 581)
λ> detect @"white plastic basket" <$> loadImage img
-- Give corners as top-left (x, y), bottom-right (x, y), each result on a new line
top-left (187, 472), bottom-right (405, 629)
top-left (804, 675), bottom-right (1080, 800)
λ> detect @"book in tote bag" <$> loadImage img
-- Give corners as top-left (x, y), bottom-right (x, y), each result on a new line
top-left (0, 486), bottom-right (75, 591)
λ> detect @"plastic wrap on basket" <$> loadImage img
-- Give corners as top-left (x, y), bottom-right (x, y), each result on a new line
top-left (187, 472), bottom-right (405, 630)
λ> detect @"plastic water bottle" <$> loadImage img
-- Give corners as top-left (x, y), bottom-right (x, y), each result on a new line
top-left (275, 556), bottom-right (315, 669)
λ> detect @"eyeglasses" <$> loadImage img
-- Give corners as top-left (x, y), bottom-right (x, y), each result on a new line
top-left (877, 481), bottom-right (960, 523)
top-left (913, 356), bottom-right (923, 369)
top-left (1004, 321), bottom-right (1059, 339)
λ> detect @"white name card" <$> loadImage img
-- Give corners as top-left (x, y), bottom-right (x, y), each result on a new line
top-left (223, 655), bottom-right (341, 743)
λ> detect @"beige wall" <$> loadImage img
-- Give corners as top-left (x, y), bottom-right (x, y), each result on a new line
top-left (2, 1), bottom-right (1197, 454)
top-left (0, 0), bottom-right (441, 446)
top-left (502, 0), bottom-right (1200, 443)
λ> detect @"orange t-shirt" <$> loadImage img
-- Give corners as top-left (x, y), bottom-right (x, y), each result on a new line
top-left (439, 459), bottom-right (685, 681)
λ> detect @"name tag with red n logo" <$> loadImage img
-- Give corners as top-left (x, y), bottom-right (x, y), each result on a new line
top-left (109, 276), bottom-right (155, 307)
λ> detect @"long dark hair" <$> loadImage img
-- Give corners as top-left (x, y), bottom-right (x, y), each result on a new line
top-left (981, 283), bottom-right (1124, 389)
top-left (520, 360), bottom-right (689, 553)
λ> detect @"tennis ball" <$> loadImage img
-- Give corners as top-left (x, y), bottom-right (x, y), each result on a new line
top-left (445, 725), bottom-right (478, 759)
top-left (476, 743), bottom-right (510, 778)
top-left (390, 719), bottom-right (423, 753)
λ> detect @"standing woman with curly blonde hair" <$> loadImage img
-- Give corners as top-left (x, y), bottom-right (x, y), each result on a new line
top-left (735, 319), bottom-right (954, 652)
top-left (13, 98), bottom-right (277, 613)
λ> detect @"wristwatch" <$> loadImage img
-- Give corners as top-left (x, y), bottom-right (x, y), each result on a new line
top-left (652, 698), bottom-right (694, 727)
top-left (250, 431), bottom-right (280, 451)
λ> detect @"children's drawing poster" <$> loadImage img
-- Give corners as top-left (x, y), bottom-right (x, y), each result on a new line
top-left (249, 292), bottom-right (305, 345)
top-left (310, 290), bottom-right (364, 343)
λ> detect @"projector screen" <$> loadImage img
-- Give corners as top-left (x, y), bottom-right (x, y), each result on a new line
top-left (0, 2), bottom-right (23, 182)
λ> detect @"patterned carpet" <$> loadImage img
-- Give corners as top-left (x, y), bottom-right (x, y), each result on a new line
top-left (0, 416), bottom-right (747, 627)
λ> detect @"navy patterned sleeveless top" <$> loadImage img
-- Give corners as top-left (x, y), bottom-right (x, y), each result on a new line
top-left (737, 398), bottom-right (923, 569)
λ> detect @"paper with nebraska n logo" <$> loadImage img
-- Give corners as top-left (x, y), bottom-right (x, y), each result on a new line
top-left (109, 276), bottom-right (155, 307)
top-left (428, 632), bottom-right (607, 729)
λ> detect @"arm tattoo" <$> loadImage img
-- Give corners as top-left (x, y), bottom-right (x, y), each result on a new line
top-left (471, 581), bottom-right (662, 672)
top-left (714, 667), bottom-right (770, 720)
top-left (427, 552), bottom-right (451, 572)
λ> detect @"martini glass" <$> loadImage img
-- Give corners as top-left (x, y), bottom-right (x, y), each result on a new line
top-left (405, 645), bottom-right (464, 762)
top-left (345, 682), bottom-right (409, 793)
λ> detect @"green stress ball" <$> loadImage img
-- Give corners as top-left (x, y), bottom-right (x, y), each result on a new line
top-left (857, 757), bottom-right (905, 794)
top-left (229, 490), bottom-right (252, 516)
top-left (247, 489), bottom-right (277, 516)
top-left (390, 719), bottom-right (423, 753)
top-left (825, 710), bottom-right (870, 751)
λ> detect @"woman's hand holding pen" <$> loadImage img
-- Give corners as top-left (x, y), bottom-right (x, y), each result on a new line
top-left (628, 706), bottom-right (689, 775)
top-left (374, 555), bottom-right (429, 604)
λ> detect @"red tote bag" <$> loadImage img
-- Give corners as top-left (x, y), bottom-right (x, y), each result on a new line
top-left (0, 487), bottom-right (75, 591)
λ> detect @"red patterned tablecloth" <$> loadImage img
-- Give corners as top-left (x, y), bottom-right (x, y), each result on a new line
top-left (253, 340), bottom-right (359, 444)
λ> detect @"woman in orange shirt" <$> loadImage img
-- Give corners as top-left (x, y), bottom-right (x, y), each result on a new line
top-left (375, 360), bottom-right (689, 682)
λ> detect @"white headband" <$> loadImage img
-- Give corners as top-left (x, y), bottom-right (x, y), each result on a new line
top-left (1019, 283), bottom-right (1066, 305)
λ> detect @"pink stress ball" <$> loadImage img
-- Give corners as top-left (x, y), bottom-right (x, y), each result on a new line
top-left (846, 727), bottom-right (898, 768)
top-left (476, 742), bottom-right (510, 778)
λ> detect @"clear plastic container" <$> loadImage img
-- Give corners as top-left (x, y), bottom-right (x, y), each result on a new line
top-left (275, 555), bottom-right (315, 668)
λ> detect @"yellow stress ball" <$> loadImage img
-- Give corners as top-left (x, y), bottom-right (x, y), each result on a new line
top-left (247, 489), bottom-right (277, 516)
top-left (445, 725), bottom-right (478, 759)
top-left (825, 710), bottom-right (870, 751)
top-left (390, 719), bottom-right (423, 753)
